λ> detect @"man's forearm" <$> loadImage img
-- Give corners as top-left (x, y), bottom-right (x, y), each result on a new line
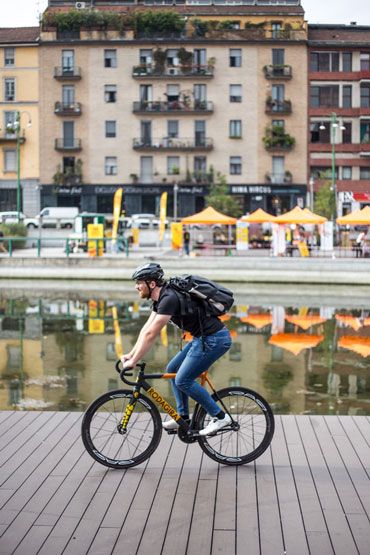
top-left (129, 330), bottom-right (157, 364)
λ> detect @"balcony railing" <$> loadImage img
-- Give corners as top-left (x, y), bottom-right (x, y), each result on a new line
top-left (133, 137), bottom-right (214, 151)
top-left (54, 102), bottom-right (82, 116)
top-left (263, 65), bottom-right (292, 79)
top-left (55, 138), bottom-right (82, 151)
top-left (265, 99), bottom-right (292, 115)
top-left (54, 67), bottom-right (82, 80)
top-left (265, 172), bottom-right (293, 184)
top-left (132, 64), bottom-right (214, 78)
top-left (0, 131), bottom-right (25, 144)
top-left (133, 100), bottom-right (213, 114)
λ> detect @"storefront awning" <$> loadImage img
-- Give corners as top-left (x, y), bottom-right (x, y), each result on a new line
top-left (275, 206), bottom-right (327, 225)
top-left (240, 208), bottom-right (277, 223)
top-left (181, 206), bottom-right (237, 225)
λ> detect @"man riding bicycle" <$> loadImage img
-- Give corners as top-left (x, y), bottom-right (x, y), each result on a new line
top-left (121, 262), bottom-right (232, 436)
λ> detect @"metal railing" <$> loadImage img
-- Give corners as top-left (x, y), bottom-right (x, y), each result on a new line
top-left (133, 137), bottom-right (213, 150)
top-left (133, 100), bottom-right (213, 113)
top-left (263, 65), bottom-right (292, 79)
top-left (55, 138), bottom-right (82, 151)
top-left (54, 102), bottom-right (82, 115)
top-left (54, 66), bottom-right (82, 79)
top-left (132, 64), bottom-right (214, 77)
top-left (1, 236), bottom-right (129, 258)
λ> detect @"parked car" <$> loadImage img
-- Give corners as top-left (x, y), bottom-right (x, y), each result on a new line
top-left (0, 211), bottom-right (27, 224)
top-left (24, 207), bottom-right (79, 229)
top-left (128, 213), bottom-right (169, 229)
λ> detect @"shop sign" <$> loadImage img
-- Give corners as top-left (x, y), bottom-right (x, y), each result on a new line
top-left (231, 185), bottom-right (272, 194)
top-left (53, 186), bottom-right (82, 195)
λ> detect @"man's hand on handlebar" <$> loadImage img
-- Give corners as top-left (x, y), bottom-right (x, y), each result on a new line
top-left (120, 355), bottom-right (136, 370)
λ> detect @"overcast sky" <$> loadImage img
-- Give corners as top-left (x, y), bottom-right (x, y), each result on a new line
top-left (1, 0), bottom-right (369, 28)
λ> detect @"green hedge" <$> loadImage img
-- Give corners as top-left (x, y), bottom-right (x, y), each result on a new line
top-left (0, 223), bottom-right (27, 250)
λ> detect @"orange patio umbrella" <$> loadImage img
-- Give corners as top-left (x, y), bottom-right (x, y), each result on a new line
top-left (335, 314), bottom-right (363, 331)
top-left (240, 313), bottom-right (272, 329)
top-left (275, 206), bottom-right (327, 225)
top-left (336, 205), bottom-right (370, 225)
top-left (181, 206), bottom-right (237, 225)
top-left (240, 208), bottom-right (277, 223)
top-left (268, 333), bottom-right (324, 355)
top-left (338, 336), bottom-right (370, 358)
top-left (285, 314), bottom-right (327, 331)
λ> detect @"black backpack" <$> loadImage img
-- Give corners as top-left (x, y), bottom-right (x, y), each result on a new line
top-left (168, 274), bottom-right (234, 317)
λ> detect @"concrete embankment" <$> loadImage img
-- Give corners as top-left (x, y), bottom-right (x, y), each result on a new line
top-left (1, 254), bottom-right (370, 285)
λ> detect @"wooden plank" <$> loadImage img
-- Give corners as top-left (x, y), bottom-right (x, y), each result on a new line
top-left (85, 527), bottom-right (121, 555)
top-left (12, 525), bottom-right (54, 555)
top-left (0, 412), bottom-right (27, 441)
top-left (0, 412), bottom-right (38, 451)
top-left (161, 444), bottom-right (203, 555)
top-left (282, 416), bottom-right (334, 554)
top-left (236, 463), bottom-right (259, 555)
top-left (136, 437), bottom-right (188, 554)
top-left (212, 530), bottom-right (235, 554)
top-left (338, 417), bottom-right (370, 476)
top-left (112, 432), bottom-right (176, 555)
top-left (270, 415), bottom-right (309, 554)
top-left (352, 417), bottom-right (370, 448)
top-left (297, 416), bottom-right (358, 555)
top-left (213, 464), bottom-right (236, 533)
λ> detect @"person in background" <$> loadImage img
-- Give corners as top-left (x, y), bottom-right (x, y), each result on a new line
top-left (183, 226), bottom-right (190, 256)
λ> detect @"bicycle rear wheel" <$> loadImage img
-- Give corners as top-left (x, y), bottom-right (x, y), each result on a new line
top-left (81, 389), bottom-right (162, 469)
top-left (195, 387), bottom-right (274, 466)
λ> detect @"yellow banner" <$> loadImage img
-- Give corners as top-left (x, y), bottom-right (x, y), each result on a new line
top-left (112, 306), bottom-right (123, 358)
top-left (171, 223), bottom-right (183, 250)
top-left (159, 191), bottom-right (168, 241)
top-left (112, 188), bottom-right (123, 245)
top-left (87, 224), bottom-right (104, 257)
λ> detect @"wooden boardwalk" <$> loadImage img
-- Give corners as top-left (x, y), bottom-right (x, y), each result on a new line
top-left (0, 412), bottom-right (369, 555)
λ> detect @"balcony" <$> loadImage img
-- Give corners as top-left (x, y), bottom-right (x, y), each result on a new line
top-left (54, 67), bottom-right (82, 80)
top-left (133, 137), bottom-right (213, 152)
top-left (265, 171), bottom-right (293, 185)
top-left (263, 65), bottom-right (292, 80)
top-left (0, 132), bottom-right (25, 144)
top-left (55, 138), bottom-right (82, 152)
top-left (265, 99), bottom-right (292, 115)
top-left (263, 127), bottom-right (295, 152)
top-left (133, 100), bottom-right (213, 115)
top-left (132, 64), bottom-right (214, 79)
top-left (54, 102), bottom-right (82, 116)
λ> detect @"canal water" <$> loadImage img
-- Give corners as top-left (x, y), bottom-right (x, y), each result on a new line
top-left (0, 283), bottom-right (369, 415)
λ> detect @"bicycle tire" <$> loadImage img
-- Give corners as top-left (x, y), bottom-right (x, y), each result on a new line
top-left (195, 387), bottom-right (274, 466)
top-left (81, 389), bottom-right (162, 469)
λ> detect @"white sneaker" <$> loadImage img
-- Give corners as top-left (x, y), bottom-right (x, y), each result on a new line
top-left (162, 419), bottom-right (179, 431)
top-left (199, 414), bottom-right (232, 436)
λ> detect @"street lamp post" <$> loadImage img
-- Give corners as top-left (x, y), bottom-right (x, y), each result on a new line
top-left (309, 176), bottom-right (314, 210)
top-left (11, 111), bottom-right (32, 222)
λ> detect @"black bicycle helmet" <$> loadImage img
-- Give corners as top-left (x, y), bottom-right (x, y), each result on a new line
top-left (132, 262), bottom-right (164, 284)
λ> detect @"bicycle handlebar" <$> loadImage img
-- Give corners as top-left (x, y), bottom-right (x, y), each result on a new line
top-left (115, 360), bottom-right (146, 386)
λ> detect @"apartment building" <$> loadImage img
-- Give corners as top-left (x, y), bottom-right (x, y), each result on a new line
top-left (308, 24), bottom-right (370, 216)
top-left (0, 27), bottom-right (40, 216)
top-left (38, 0), bottom-right (308, 217)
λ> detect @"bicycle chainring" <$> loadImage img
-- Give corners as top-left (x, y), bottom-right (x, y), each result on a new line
top-left (177, 427), bottom-right (198, 444)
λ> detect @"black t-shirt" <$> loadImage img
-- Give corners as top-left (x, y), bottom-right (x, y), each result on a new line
top-left (152, 284), bottom-right (223, 337)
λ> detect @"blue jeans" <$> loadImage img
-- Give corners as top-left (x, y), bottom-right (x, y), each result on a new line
top-left (166, 328), bottom-right (232, 418)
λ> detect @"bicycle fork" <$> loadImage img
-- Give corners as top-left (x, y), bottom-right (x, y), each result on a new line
top-left (117, 389), bottom-right (140, 434)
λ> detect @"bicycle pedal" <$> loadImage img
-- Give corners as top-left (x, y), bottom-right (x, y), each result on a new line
top-left (165, 429), bottom-right (178, 435)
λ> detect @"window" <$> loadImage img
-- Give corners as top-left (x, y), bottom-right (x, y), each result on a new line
top-left (361, 85), bottom-right (370, 108)
top-left (342, 167), bottom-right (352, 179)
top-left (310, 52), bottom-right (339, 72)
top-left (230, 84), bottom-right (242, 102)
top-left (360, 121), bottom-right (370, 143)
top-left (310, 122), bottom-right (330, 143)
top-left (140, 121), bottom-right (152, 145)
top-left (166, 84), bottom-right (180, 102)
top-left (4, 78), bottom-right (15, 101)
top-left (230, 156), bottom-right (242, 175)
top-left (63, 157), bottom-right (75, 173)
top-left (195, 120), bottom-right (206, 146)
top-left (105, 157), bottom-right (117, 175)
top-left (360, 52), bottom-right (370, 71)
top-left (62, 50), bottom-right (74, 71)
top-left (342, 122), bottom-right (352, 144)
top-left (139, 49), bottom-right (152, 65)
top-left (272, 119), bottom-right (284, 129)
top-left (62, 85), bottom-right (75, 105)
top-left (271, 22), bottom-right (282, 39)
top-left (140, 84), bottom-right (153, 103)
top-left (167, 120), bottom-right (179, 138)
top-left (104, 49), bottom-right (117, 68)
top-left (229, 49), bottom-right (242, 67)
top-left (105, 85), bottom-right (117, 103)
top-left (105, 121), bottom-right (116, 138)
top-left (167, 156), bottom-right (180, 175)
top-left (360, 167), bottom-right (370, 179)
top-left (342, 85), bottom-right (352, 108)
top-left (4, 111), bottom-right (16, 136)
top-left (310, 86), bottom-right (339, 108)
top-left (229, 120), bottom-right (242, 138)
top-left (272, 48), bottom-right (284, 66)
top-left (194, 156), bottom-right (206, 177)
top-left (4, 47), bottom-right (15, 66)
top-left (342, 52), bottom-right (352, 72)
top-left (194, 48), bottom-right (206, 67)
top-left (311, 166), bottom-right (336, 179)
top-left (4, 149), bottom-right (17, 172)
top-left (272, 156), bottom-right (284, 182)
top-left (166, 49), bottom-right (179, 66)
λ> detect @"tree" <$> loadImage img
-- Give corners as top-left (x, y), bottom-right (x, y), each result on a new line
top-left (314, 180), bottom-right (336, 220)
top-left (206, 172), bottom-right (243, 217)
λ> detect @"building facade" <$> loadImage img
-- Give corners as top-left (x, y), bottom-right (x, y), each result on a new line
top-left (37, 0), bottom-right (308, 217)
top-left (308, 24), bottom-right (370, 216)
top-left (0, 28), bottom-right (40, 216)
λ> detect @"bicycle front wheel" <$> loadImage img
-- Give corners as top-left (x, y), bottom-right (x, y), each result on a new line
top-left (195, 387), bottom-right (274, 466)
top-left (81, 389), bottom-right (162, 469)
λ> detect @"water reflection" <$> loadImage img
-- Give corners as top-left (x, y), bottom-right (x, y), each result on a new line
top-left (0, 291), bottom-right (369, 415)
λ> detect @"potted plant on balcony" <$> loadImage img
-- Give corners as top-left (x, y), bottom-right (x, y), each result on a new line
top-left (153, 48), bottom-right (167, 74)
top-left (178, 47), bottom-right (193, 74)
top-left (171, 166), bottom-right (180, 175)
top-left (130, 173), bottom-right (139, 183)
top-left (284, 170), bottom-right (292, 183)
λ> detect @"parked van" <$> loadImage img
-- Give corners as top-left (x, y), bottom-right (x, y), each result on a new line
top-left (25, 207), bottom-right (79, 229)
